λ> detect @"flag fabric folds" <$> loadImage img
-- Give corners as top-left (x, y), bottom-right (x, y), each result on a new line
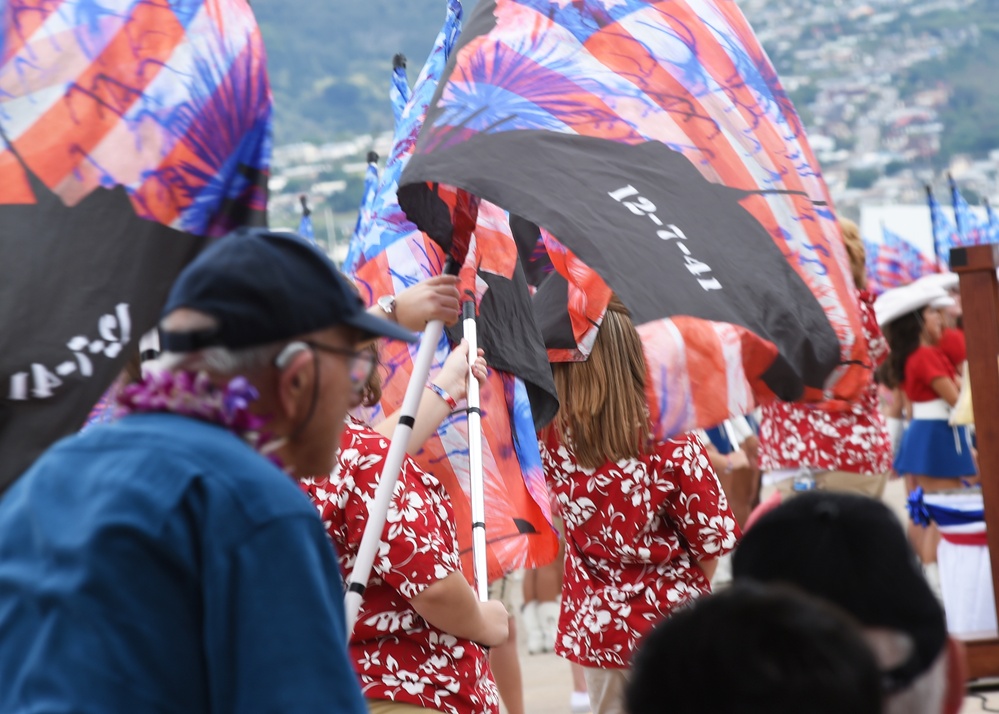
top-left (950, 177), bottom-right (986, 248)
top-left (877, 226), bottom-right (938, 289)
top-left (927, 185), bottom-right (958, 265)
top-left (298, 196), bottom-right (316, 244)
top-left (986, 200), bottom-right (999, 244)
top-left (398, 0), bottom-right (871, 437)
top-left (344, 152), bottom-right (382, 269)
top-left (391, 54), bottom-right (412, 125)
top-left (0, 0), bottom-right (271, 491)
top-left (863, 238), bottom-right (885, 294)
top-left (346, 0), bottom-right (559, 580)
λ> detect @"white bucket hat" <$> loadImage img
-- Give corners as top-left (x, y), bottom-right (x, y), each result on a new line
top-left (909, 272), bottom-right (959, 294)
top-left (874, 283), bottom-right (955, 327)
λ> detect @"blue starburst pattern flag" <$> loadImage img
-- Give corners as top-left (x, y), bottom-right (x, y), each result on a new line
top-left (986, 199), bottom-right (999, 244)
top-left (880, 225), bottom-right (936, 286)
top-left (298, 195), bottom-right (316, 244)
top-left (344, 152), bottom-right (382, 267)
top-left (950, 177), bottom-right (986, 248)
top-left (0, 0), bottom-right (271, 491)
top-left (343, 0), bottom-right (558, 580)
top-left (391, 54), bottom-right (413, 126)
top-left (863, 238), bottom-right (885, 294)
top-left (927, 185), bottom-right (958, 266)
top-left (342, 0), bottom-right (462, 277)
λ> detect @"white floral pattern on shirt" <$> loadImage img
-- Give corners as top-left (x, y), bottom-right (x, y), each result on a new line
top-left (302, 420), bottom-right (498, 714)
top-left (540, 431), bottom-right (738, 668)
top-left (759, 291), bottom-right (893, 475)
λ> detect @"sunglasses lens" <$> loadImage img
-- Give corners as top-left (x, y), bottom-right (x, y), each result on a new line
top-left (350, 355), bottom-right (375, 389)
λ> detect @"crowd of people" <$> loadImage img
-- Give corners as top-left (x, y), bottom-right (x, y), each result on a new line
top-left (0, 219), bottom-right (986, 714)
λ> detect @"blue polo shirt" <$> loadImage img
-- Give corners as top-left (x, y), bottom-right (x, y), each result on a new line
top-left (0, 412), bottom-right (366, 714)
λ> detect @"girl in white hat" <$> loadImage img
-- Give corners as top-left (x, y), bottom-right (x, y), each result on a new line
top-left (877, 283), bottom-right (977, 568)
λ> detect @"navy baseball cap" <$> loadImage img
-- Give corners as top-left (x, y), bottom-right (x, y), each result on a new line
top-left (159, 228), bottom-right (416, 351)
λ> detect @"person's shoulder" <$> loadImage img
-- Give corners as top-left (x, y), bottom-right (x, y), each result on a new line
top-left (655, 431), bottom-right (705, 456)
top-left (336, 420), bottom-right (392, 482)
top-left (82, 413), bottom-right (313, 525)
top-left (915, 345), bottom-right (953, 369)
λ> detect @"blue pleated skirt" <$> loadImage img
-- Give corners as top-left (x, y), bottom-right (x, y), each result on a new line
top-left (894, 419), bottom-right (976, 478)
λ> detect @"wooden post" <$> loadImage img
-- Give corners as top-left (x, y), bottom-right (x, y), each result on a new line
top-left (951, 244), bottom-right (999, 679)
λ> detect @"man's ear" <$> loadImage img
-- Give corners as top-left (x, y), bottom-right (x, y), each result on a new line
top-left (275, 347), bottom-right (315, 422)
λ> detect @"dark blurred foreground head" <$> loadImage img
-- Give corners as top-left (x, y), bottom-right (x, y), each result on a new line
top-left (627, 581), bottom-right (884, 714)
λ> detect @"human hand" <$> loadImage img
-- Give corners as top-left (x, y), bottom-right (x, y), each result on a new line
top-left (395, 275), bottom-right (461, 330)
top-left (433, 340), bottom-right (487, 402)
top-left (726, 449), bottom-right (750, 472)
top-left (475, 599), bottom-right (511, 648)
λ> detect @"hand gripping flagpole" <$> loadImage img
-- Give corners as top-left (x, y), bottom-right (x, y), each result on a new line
top-left (463, 300), bottom-right (489, 601)
top-left (344, 258), bottom-right (460, 633)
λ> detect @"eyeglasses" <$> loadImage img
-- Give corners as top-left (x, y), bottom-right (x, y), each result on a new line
top-left (303, 341), bottom-right (376, 392)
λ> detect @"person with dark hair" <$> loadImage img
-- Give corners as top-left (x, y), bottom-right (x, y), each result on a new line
top-left (910, 273), bottom-right (965, 370)
top-left (876, 282), bottom-right (977, 574)
top-left (626, 581), bottom-right (884, 714)
top-left (733, 491), bottom-right (966, 714)
top-left (540, 295), bottom-right (739, 714)
top-left (0, 229), bottom-right (417, 713)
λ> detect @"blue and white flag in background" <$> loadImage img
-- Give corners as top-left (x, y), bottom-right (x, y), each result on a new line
top-left (950, 176), bottom-right (986, 247)
top-left (298, 195), bottom-right (316, 245)
top-left (927, 185), bottom-right (959, 266)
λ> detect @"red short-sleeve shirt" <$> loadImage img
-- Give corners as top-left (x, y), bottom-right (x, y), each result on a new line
top-left (302, 420), bottom-right (498, 714)
top-left (540, 431), bottom-right (739, 669)
top-left (904, 346), bottom-right (956, 403)
top-left (759, 290), bottom-right (893, 474)
top-left (938, 328), bottom-right (966, 370)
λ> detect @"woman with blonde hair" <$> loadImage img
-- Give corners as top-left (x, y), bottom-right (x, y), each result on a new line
top-left (539, 295), bottom-right (739, 714)
top-left (756, 218), bottom-right (895, 499)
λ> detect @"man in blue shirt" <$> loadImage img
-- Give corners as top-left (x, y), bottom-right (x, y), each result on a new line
top-left (0, 229), bottom-right (417, 713)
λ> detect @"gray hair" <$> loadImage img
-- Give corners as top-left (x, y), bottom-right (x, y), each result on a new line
top-left (157, 309), bottom-right (284, 376)
top-left (159, 343), bottom-right (283, 376)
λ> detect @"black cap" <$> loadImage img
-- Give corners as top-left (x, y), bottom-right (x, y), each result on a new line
top-left (732, 492), bottom-right (947, 693)
top-left (160, 228), bottom-right (417, 351)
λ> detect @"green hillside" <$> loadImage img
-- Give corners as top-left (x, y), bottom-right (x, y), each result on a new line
top-left (253, 0), bottom-right (476, 144)
top-left (253, 0), bottom-right (999, 168)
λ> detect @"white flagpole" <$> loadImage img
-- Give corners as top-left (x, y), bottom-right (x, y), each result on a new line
top-left (463, 300), bottom-right (488, 601)
top-left (324, 207), bottom-right (338, 265)
top-left (344, 316), bottom-right (446, 632)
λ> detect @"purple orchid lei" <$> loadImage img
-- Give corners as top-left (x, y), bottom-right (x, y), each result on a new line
top-left (115, 370), bottom-right (281, 466)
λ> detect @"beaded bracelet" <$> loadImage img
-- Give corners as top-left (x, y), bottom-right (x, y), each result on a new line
top-left (427, 382), bottom-right (459, 411)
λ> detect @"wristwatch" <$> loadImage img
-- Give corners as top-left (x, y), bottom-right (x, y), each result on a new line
top-left (377, 294), bottom-right (397, 321)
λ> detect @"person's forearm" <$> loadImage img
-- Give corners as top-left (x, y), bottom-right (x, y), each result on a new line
top-left (698, 558), bottom-right (719, 581)
top-left (373, 386), bottom-right (454, 450)
top-left (410, 572), bottom-right (490, 642)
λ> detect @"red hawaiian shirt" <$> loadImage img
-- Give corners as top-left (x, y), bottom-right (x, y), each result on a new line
top-left (540, 430), bottom-right (739, 669)
top-left (759, 290), bottom-right (893, 475)
top-left (302, 420), bottom-right (498, 714)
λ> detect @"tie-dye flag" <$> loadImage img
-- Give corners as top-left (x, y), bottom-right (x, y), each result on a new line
top-left (346, 0), bottom-right (559, 580)
top-left (863, 239), bottom-right (886, 295)
top-left (298, 196), bottom-right (316, 244)
top-left (398, 0), bottom-right (870, 436)
top-left (391, 53), bottom-right (412, 125)
top-left (878, 226), bottom-right (937, 289)
top-left (986, 199), bottom-right (999, 244)
top-left (0, 0), bottom-right (271, 492)
top-left (950, 177), bottom-right (986, 248)
top-left (927, 185), bottom-right (959, 266)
